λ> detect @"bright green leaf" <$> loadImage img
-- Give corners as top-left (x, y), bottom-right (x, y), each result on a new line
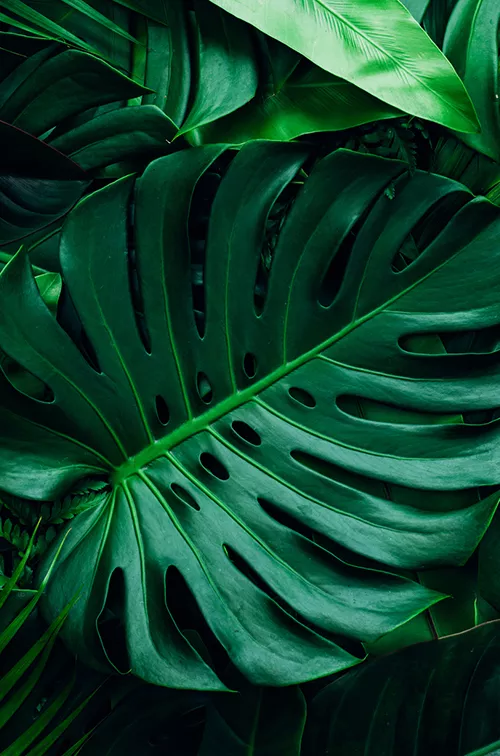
top-left (197, 62), bottom-right (400, 144)
top-left (207, 0), bottom-right (479, 132)
top-left (443, 0), bottom-right (500, 161)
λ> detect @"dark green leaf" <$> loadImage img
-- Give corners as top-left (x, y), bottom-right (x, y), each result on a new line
top-left (305, 621), bottom-right (500, 756)
top-left (0, 121), bottom-right (86, 179)
top-left (48, 105), bottom-right (177, 173)
top-left (0, 46), bottom-right (147, 136)
top-left (0, 0), bottom-right (100, 54)
top-left (0, 145), bottom-right (497, 689)
top-left (199, 679), bottom-right (305, 755)
top-left (177, 1), bottom-right (258, 138)
top-left (0, 175), bottom-right (88, 246)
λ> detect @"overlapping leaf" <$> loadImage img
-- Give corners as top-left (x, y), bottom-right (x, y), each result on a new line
top-left (78, 671), bottom-right (304, 755)
top-left (305, 621), bottom-right (500, 756)
top-left (0, 145), bottom-right (498, 688)
top-left (443, 0), bottom-right (500, 161)
top-left (196, 62), bottom-right (398, 145)
top-left (209, 0), bottom-right (478, 132)
top-left (0, 1), bottom-right (420, 143)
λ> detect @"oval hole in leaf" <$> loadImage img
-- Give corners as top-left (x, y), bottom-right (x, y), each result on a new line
top-left (155, 395), bottom-right (170, 425)
top-left (400, 323), bottom-right (500, 355)
top-left (197, 372), bottom-right (213, 404)
top-left (200, 452), bottom-right (229, 481)
top-left (289, 386), bottom-right (316, 408)
top-left (127, 201), bottom-right (151, 353)
top-left (171, 483), bottom-right (200, 511)
top-left (243, 352), bottom-right (257, 378)
top-left (231, 420), bottom-right (261, 446)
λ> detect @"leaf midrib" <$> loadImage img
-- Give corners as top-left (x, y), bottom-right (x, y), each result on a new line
top-left (215, 0), bottom-right (475, 127)
top-left (112, 241), bottom-right (458, 483)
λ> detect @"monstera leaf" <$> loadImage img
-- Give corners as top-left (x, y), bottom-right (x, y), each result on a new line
top-left (0, 144), bottom-right (499, 689)
top-left (305, 620), bottom-right (500, 756)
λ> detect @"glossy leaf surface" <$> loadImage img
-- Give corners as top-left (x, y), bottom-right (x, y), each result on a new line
top-left (48, 105), bottom-right (177, 173)
top-left (1, 2), bottom-right (454, 144)
top-left (0, 145), bottom-right (498, 688)
top-left (208, 0), bottom-right (479, 132)
top-left (443, 0), bottom-right (500, 161)
top-left (197, 63), bottom-right (400, 144)
top-left (305, 621), bottom-right (500, 756)
top-left (0, 45), bottom-right (146, 137)
top-left (177, 1), bottom-right (258, 137)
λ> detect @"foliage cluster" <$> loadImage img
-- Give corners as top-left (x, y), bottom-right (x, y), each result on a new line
top-left (1, 0), bottom-right (500, 753)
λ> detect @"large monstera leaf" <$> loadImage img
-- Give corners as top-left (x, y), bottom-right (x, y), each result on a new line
top-left (0, 144), bottom-right (499, 689)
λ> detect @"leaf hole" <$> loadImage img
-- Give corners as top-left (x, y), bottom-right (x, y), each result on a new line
top-left (127, 200), bottom-right (151, 353)
top-left (199, 452), bottom-right (229, 481)
top-left (97, 568), bottom-right (130, 675)
top-left (165, 566), bottom-right (230, 674)
top-left (155, 395), bottom-right (170, 425)
top-left (288, 386), bottom-right (316, 408)
top-left (196, 372), bottom-right (213, 404)
top-left (231, 420), bottom-right (261, 446)
top-left (243, 352), bottom-right (257, 379)
top-left (400, 324), bottom-right (500, 355)
top-left (257, 497), bottom-right (314, 540)
top-left (336, 394), bottom-right (462, 426)
top-left (317, 229), bottom-right (356, 308)
top-left (254, 166), bottom-right (306, 315)
top-left (57, 286), bottom-right (101, 373)
top-left (223, 543), bottom-right (281, 600)
top-left (170, 483), bottom-right (200, 511)
top-left (188, 160), bottom-right (231, 337)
